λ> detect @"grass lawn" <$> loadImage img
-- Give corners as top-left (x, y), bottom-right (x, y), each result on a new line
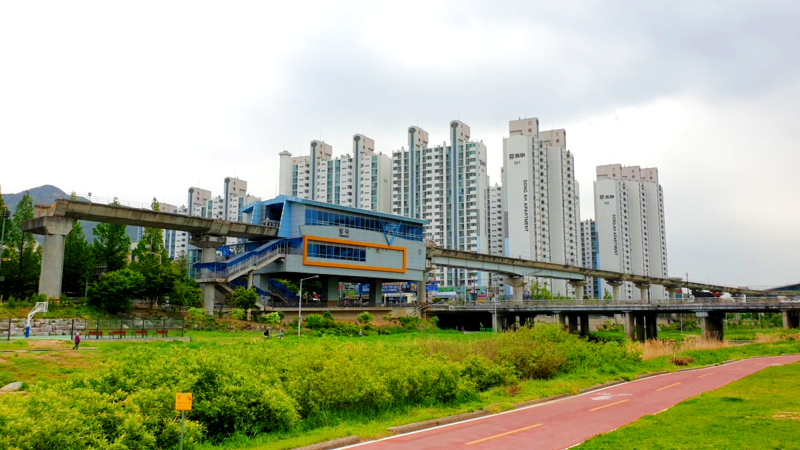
top-left (578, 361), bottom-right (800, 449)
top-left (1, 327), bottom-right (798, 450)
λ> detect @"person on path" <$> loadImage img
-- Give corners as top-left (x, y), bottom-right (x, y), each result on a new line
top-left (359, 329), bottom-right (363, 337)
top-left (263, 328), bottom-right (270, 339)
top-left (278, 330), bottom-right (283, 340)
top-left (73, 332), bottom-right (81, 350)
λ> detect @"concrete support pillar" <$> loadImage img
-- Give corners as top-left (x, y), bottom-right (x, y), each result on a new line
top-left (568, 314), bottom-right (579, 334)
top-left (190, 235), bottom-right (227, 314)
top-left (570, 280), bottom-right (588, 302)
top-left (624, 313), bottom-right (636, 340)
top-left (417, 272), bottom-right (428, 304)
top-left (556, 312), bottom-right (567, 331)
top-left (606, 280), bottom-right (622, 301)
top-left (492, 313), bottom-right (498, 332)
top-left (646, 312), bottom-right (658, 340)
top-left (636, 285), bottom-right (650, 303)
top-left (783, 311), bottom-right (799, 329)
top-left (580, 313), bottom-right (590, 337)
top-left (636, 314), bottom-right (646, 343)
top-left (368, 279), bottom-right (381, 306)
top-left (701, 312), bottom-right (725, 340)
top-left (247, 271), bottom-right (254, 289)
top-left (506, 277), bottom-right (525, 303)
top-left (324, 276), bottom-right (339, 303)
top-left (29, 216), bottom-right (74, 298)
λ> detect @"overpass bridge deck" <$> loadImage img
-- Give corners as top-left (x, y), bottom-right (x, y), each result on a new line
top-left (426, 298), bottom-right (800, 315)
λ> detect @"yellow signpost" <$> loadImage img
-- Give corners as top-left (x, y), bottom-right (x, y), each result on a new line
top-left (175, 393), bottom-right (192, 449)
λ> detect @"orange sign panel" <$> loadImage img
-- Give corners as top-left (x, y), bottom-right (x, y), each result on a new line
top-left (175, 392), bottom-right (193, 411)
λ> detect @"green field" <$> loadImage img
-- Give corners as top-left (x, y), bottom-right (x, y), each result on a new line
top-left (578, 361), bottom-right (800, 449)
top-left (1, 326), bottom-right (799, 449)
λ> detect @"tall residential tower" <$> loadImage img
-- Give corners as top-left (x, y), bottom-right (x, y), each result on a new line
top-left (594, 164), bottom-right (668, 300)
top-left (501, 118), bottom-right (582, 297)
top-left (392, 121), bottom-right (490, 289)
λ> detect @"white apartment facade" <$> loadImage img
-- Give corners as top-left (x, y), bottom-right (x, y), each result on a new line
top-left (392, 121), bottom-right (490, 290)
top-left (594, 164), bottom-right (668, 300)
top-left (501, 118), bottom-right (582, 298)
top-left (488, 183), bottom-right (505, 294)
top-left (278, 136), bottom-right (392, 213)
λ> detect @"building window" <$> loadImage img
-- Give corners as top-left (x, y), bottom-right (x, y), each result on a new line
top-left (307, 243), bottom-right (366, 262)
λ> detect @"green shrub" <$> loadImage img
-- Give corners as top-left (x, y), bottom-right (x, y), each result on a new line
top-left (322, 310), bottom-right (334, 321)
top-left (357, 311), bottom-right (373, 325)
top-left (262, 312), bottom-right (281, 325)
top-left (187, 307), bottom-right (206, 319)
top-left (231, 308), bottom-right (246, 320)
top-left (276, 310), bottom-right (285, 320)
top-left (304, 314), bottom-right (332, 329)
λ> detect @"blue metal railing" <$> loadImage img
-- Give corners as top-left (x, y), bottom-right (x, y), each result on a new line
top-left (269, 279), bottom-right (298, 302)
top-left (229, 278), bottom-right (270, 297)
top-left (195, 240), bottom-right (288, 280)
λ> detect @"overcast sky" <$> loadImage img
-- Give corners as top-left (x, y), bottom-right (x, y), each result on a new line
top-left (2, 1), bottom-right (798, 287)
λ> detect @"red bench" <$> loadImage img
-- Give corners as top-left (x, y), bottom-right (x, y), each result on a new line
top-left (155, 330), bottom-right (169, 338)
top-left (87, 330), bottom-right (103, 339)
top-left (110, 330), bottom-right (127, 339)
top-left (134, 330), bottom-right (149, 338)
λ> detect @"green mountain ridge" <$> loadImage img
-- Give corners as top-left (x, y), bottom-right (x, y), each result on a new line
top-left (2, 185), bottom-right (140, 243)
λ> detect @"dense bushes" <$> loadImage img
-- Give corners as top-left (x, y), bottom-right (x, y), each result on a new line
top-left (0, 325), bottom-right (642, 448)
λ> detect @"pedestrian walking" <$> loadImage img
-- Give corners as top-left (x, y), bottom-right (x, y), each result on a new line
top-left (278, 330), bottom-right (284, 340)
top-left (73, 332), bottom-right (81, 350)
top-left (263, 328), bottom-right (270, 339)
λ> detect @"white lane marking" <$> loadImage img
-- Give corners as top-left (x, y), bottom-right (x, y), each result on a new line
top-left (591, 393), bottom-right (633, 401)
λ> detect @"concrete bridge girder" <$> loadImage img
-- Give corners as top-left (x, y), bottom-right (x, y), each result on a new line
top-left (428, 256), bottom-right (586, 281)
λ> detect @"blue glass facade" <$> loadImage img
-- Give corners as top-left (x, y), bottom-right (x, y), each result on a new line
top-left (305, 208), bottom-right (424, 241)
top-left (307, 243), bottom-right (367, 262)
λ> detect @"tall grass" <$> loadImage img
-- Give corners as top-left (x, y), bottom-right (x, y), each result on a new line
top-left (631, 336), bottom-right (733, 360)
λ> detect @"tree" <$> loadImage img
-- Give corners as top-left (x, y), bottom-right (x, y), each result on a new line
top-left (529, 280), bottom-right (553, 300)
top-left (603, 289), bottom-right (613, 300)
top-left (0, 193), bottom-right (41, 299)
top-left (166, 255), bottom-right (201, 309)
top-left (130, 198), bottom-right (175, 307)
top-left (62, 219), bottom-right (94, 297)
top-left (92, 199), bottom-right (130, 273)
top-left (232, 287), bottom-right (258, 310)
top-left (87, 268), bottom-right (144, 313)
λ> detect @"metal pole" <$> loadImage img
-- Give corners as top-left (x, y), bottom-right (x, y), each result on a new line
top-left (298, 280), bottom-right (303, 337)
top-left (180, 410), bottom-right (185, 450)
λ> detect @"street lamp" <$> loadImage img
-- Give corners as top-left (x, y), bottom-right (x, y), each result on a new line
top-left (298, 275), bottom-right (319, 337)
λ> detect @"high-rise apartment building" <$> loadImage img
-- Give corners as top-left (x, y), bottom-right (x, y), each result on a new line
top-left (278, 136), bottom-right (392, 213)
top-left (594, 164), bottom-right (668, 300)
top-left (188, 187), bottom-right (212, 218)
top-left (392, 121), bottom-right (490, 289)
top-left (488, 183), bottom-right (505, 294)
top-left (580, 219), bottom-right (602, 299)
top-left (501, 118), bottom-right (582, 297)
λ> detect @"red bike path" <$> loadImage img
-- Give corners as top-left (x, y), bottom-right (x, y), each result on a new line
top-left (341, 355), bottom-right (800, 450)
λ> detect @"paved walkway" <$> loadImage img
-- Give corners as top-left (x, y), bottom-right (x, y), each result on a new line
top-left (342, 355), bottom-right (800, 450)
